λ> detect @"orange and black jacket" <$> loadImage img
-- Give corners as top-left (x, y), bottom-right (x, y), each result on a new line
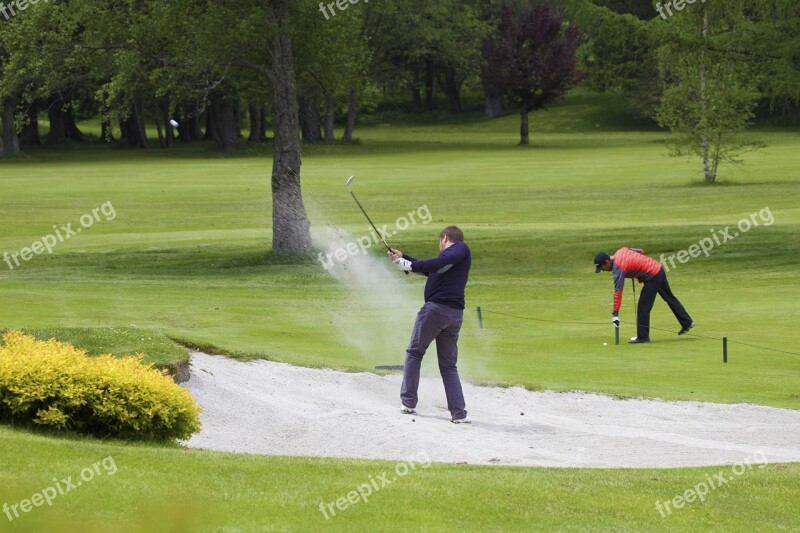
top-left (611, 247), bottom-right (663, 315)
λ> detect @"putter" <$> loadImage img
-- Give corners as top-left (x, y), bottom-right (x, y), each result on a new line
top-left (345, 176), bottom-right (408, 275)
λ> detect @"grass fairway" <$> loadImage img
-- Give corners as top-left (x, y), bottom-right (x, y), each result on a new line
top-left (1, 426), bottom-right (799, 532)
top-left (1, 93), bottom-right (797, 407)
top-left (1, 93), bottom-right (798, 530)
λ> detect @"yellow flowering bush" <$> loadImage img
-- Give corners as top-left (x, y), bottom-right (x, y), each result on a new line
top-left (0, 331), bottom-right (200, 442)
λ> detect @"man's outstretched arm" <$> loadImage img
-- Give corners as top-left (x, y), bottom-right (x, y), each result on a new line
top-left (612, 266), bottom-right (626, 315)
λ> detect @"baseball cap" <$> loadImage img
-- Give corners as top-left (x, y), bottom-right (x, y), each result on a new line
top-left (594, 252), bottom-right (610, 273)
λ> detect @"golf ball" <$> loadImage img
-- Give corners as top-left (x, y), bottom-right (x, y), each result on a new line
top-left (603, 342), bottom-right (608, 346)
top-left (169, 119), bottom-right (179, 128)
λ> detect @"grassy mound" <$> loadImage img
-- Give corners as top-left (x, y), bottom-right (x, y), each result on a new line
top-left (24, 327), bottom-right (190, 379)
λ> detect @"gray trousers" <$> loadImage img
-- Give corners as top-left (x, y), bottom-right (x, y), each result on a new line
top-left (401, 302), bottom-right (467, 420)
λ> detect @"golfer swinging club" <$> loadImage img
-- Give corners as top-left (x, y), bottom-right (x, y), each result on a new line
top-left (389, 226), bottom-right (471, 423)
top-left (594, 247), bottom-right (694, 343)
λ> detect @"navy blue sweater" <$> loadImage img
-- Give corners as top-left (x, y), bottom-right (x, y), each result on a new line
top-left (403, 242), bottom-right (471, 310)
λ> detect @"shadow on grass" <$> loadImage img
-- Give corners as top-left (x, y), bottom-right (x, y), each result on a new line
top-left (31, 247), bottom-right (331, 281)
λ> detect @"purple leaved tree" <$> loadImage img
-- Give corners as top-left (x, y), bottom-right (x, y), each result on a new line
top-left (481, 3), bottom-right (584, 145)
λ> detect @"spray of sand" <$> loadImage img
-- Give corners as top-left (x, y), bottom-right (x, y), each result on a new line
top-left (311, 224), bottom-right (421, 367)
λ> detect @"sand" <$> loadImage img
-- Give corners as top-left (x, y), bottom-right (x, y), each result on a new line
top-left (182, 351), bottom-right (800, 468)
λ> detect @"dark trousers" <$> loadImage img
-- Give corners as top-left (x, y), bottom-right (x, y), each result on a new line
top-left (401, 302), bottom-right (467, 420)
top-left (637, 270), bottom-right (693, 339)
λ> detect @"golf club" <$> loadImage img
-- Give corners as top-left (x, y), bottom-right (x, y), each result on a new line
top-left (345, 176), bottom-right (408, 275)
top-left (374, 365), bottom-right (404, 371)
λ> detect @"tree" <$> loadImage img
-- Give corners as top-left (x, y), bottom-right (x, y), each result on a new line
top-left (365, 0), bottom-right (431, 111)
top-left (292, 0), bottom-right (372, 143)
top-left (429, 1), bottom-right (486, 114)
top-left (60, 0), bottom-right (311, 252)
top-left (265, 0), bottom-right (311, 254)
top-left (653, 0), bottom-right (762, 183)
top-left (590, 0), bottom-right (653, 20)
top-left (367, 0), bottom-right (486, 114)
top-left (0, 3), bottom-right (25, 154)
top-left (568, 0), bottom-right (651, 93)
top-left (750, 1), bottom-right (800, 123)
top-left (481, 2), bottom-right (584, 144)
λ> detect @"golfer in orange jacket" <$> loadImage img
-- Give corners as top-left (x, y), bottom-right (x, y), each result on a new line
top-left (594, 247), bottom-right (694, 343)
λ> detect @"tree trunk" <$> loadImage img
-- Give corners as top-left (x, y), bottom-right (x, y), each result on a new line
top-left (155, 117), bottom-right (165, 148)
top-left (269, 0), bottom-right (312, 255)
top-left (159, 100), bottom-right (173, 147)
top-left (63, 107), bottom-right (85, 141)
top-left (208, 95), bottom-right (240, 150)
top-left (204, 109), bottom-right (214, 141)
top-left (785, 100), bottom-right (798, 125)
top-left (132, 98), bottom-right (148, 148)
top-left (45, 103), bottom-right (85, 143)
top-left (700, 12), bottom-right (713, 183)
top-left (1, 99), bottom-right (20, 154)
top-left (520, 102), bottom-right (530, 145)
top-left (121, 99), bottom-right (147, 148)
top-left (20, 104), bottom-right (41, 146)
top-left (425, 59), bottom-right (434, 109)
top-left (180, 103), bottom-right (203, 141)
top-left (47, 103), bottom-right (68, 145)
top-left (260, 107), bottom-right (269, 140)
top-left (702, 135), bottom-right (714, 182)
top-left (343, 93), bottom-right (357, 142)
top-left (101, 117), bottom-right (114, 142)
top-left (164, 107), bottom-right (175, 147)
top-left (324, 94), bottom-right (335, 143)
top-left (442, 69), bottom-right (462, 114)
top-left (298, 89), bottom-right (321, 143)
top-left (411, 85), bottom-right (422, 113)
top-left (485, 94), bottom-right (503, 119)
top-left (249, 101), bottom-right (261, 142)
top-left (711, 135), bottom-right (721, 182)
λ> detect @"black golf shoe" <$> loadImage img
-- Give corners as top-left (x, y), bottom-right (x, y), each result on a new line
top-left (629, 337), bottom-right (650, 344)
top-left (678, 322), bottom-right (695, 335)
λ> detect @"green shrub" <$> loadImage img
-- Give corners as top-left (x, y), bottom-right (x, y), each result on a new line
top-left (0, 331), bottom-right (201, 442)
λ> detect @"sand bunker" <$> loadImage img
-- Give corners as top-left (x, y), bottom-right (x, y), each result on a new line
top-left (182, 352), bottom-right (800, 468)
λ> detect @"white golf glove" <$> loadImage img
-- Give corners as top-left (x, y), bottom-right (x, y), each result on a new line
top-left (612, 315), bottom-right (620, 327)
top-left (394, 258), bottom-right (413, 272)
